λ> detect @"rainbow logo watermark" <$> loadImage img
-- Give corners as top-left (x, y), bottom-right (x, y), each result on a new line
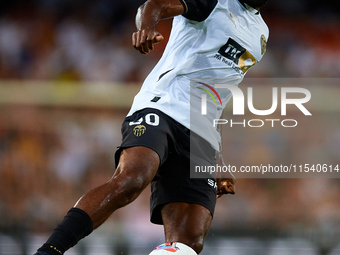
top-left (198, 82), bottom-right (222, 115)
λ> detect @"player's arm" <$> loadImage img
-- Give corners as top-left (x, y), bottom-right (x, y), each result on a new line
top-left (132, 0), bottom-right (185, 54)
top-left (216, 161), bottom-right (236, 198)
top-left (216, 177), bottom-right (235, 198)
top-left (132, 0), bottom-right (218, 54)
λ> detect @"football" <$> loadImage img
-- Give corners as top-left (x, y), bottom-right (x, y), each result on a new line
top-left (149, 242), bottom-right (196, 255)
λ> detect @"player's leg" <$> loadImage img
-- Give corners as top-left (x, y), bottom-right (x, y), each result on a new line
top-left (35, 146), bottom-right (159, 255)
top-left (148, 165), bottom-right (216, 255)
top-left (75, 146), bottom-right (159, 229)
top-left (147, 118), bottom-right (217, 255)
top-left (147, 203), bottom-right (212, 255)
top-left (161, 202), bottom-right (212, 254)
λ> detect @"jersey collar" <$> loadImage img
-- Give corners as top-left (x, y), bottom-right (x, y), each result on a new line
top-left (237, 0), bottom-right (260, 15)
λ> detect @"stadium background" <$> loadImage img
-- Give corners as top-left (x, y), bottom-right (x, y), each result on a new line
top-left (0, 0), bottom-right (339, 254)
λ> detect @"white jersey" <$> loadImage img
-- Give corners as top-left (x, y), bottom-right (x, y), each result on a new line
top-left (128, 0), bottom-right (269, 151)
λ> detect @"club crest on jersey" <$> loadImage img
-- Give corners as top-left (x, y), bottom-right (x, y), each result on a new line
top-left (133, 125), bottom-right (146, 137)
top-left (261, 34), bottom-right (267, 55)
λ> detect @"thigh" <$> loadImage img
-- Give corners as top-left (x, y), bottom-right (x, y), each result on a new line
top-left (161, 202), bottom-right (213, 253)
top-left (114, 146), bottom-right (160, 182)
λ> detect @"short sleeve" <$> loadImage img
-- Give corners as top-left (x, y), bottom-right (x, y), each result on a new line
top-left (178, 0), bottom-right (218, 22)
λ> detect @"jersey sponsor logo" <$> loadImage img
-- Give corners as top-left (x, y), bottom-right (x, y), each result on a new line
top-left (208, 179), bottom-right (217, 190)
top-left (218, 38), bottom-right (246, 65)
top-left (217, 38), bottom-right (257, 73)
top-left (133, 125), bottom-right (146, 137)
top-left (261, 34), bottom-right (267, 55)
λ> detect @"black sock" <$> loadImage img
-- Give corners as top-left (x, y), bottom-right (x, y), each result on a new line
top-left (38, 208), bottom-right (93, 255)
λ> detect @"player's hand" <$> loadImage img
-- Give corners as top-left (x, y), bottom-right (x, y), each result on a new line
top-left (132, 29), bottom-right (164, 54)
top-left (216, 177), bottom-right (235, 199)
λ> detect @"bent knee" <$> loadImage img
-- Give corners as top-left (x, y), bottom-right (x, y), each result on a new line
top-left (108, 163), bottom-right (156, 207)
top-left (108, 172), bottom-right (147, 205)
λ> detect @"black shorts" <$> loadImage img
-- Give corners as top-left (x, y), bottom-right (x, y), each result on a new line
top-left (115, 108), bottom-right (217, 225)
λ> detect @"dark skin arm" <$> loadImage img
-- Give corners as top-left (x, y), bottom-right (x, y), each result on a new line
top-left (216, 153), bottom-right (236, 199)
top-left (217, 177), bottom-right (235, 198)
top-left (132, 0), bottom-right (185, 54)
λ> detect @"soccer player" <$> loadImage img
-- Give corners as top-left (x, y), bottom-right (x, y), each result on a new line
top-left (34, 0), bottom-right (269, 254)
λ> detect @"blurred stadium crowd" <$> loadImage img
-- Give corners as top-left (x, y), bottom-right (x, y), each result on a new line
top-left (0, 0), bottom-right (340, 81)
top-left (0, 0), bottom-right (340, 254)
top-left (1, 105), bottom-right (340, 255)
